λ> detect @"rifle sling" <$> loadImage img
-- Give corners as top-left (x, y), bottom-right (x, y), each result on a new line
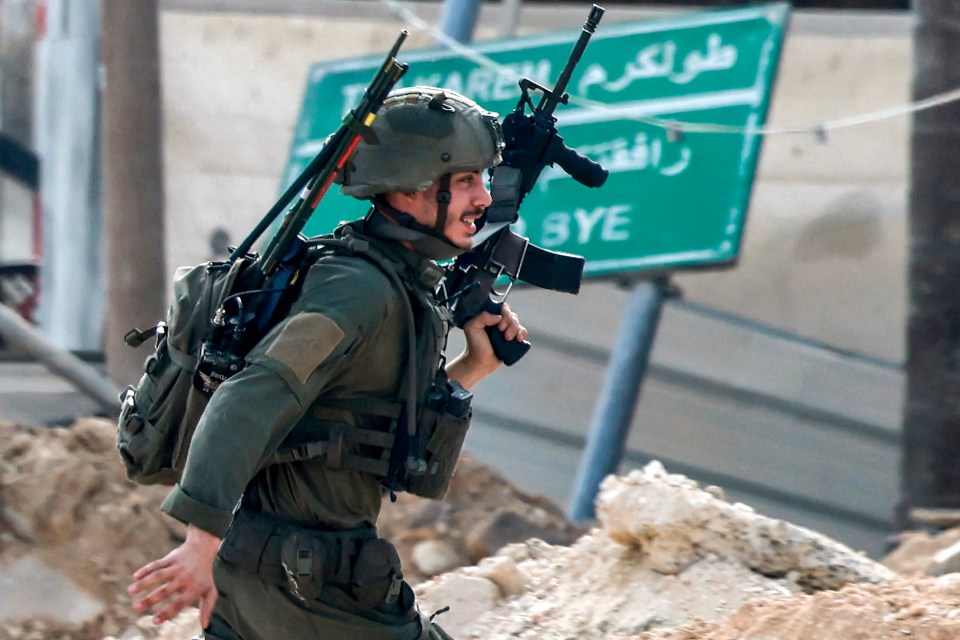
top-left (489, 230), bottom-right (527, 279)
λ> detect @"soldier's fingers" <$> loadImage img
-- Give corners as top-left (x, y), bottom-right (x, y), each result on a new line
top-left (480, 311), bottom-right (503, 327)
top-left (132, 568), bottom-right (186, 611)
top-left (515, 324), bottom-right (528, 342)
top-left (131, 557), bottom-right (171, 583)
top-left (199, 588), bottom-right (220, 629)
top-left (464, 310), bottom-right (500, 332)
top-left (132, 582), bottom-right (175, 613)
top-left (129, 564), bottom-right (172, 597)
top-left (497, 310), bottom-right (525, 341)
top-left (150, 591), bottom-right (192, 626)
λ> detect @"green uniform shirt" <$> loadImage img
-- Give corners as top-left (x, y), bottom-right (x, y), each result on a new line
top-left (162, 223), bottom-right (449, 537)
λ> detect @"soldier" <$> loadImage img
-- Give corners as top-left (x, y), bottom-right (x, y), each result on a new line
top-left (127, 86), bottom-right (526, 639)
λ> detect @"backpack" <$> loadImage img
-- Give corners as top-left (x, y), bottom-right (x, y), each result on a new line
top-left (116, 247), bottom-right (292, 486)
top-left (116, 231), bottom-right (474, 499)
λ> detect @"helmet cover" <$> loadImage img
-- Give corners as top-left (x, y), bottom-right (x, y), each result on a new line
top-left (340, 86), bottom-right (504, 198)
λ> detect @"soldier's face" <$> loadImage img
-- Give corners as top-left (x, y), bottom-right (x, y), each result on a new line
top-left (407, 170), bottom-right (493, 249)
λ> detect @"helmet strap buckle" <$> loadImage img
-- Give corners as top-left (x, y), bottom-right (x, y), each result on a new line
top-left (434, 173), bottom-right (452, 234)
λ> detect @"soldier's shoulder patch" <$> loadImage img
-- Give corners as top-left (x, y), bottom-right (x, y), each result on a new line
top-left (265, 312), bottom-right (346, 384)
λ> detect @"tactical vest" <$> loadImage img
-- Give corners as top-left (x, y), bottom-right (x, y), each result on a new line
top-left (268, 228), bottom-right (473, 500)
top-left (118, 223), bottom-right (471, 500)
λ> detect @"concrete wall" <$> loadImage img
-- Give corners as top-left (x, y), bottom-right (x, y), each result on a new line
top-left (680, 13), bottom-right (910, 364)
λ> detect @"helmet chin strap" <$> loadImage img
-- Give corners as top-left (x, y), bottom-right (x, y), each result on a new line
top-left (434, 173), bottom-right (452, 235)
top-left (368, 192), bottom-right (465, 261)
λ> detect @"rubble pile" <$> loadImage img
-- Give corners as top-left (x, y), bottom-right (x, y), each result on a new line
top-left (2, 419), bottom-right (960, 640)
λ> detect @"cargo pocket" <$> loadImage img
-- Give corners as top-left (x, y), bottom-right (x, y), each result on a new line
top-left (351, 538), bottom-right (405, 609)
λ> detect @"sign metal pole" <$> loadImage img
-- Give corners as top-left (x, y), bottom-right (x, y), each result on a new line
top-left (567, 277), bottom-right (670, 521)
top-left (440, 0), bottom-right (482, 44)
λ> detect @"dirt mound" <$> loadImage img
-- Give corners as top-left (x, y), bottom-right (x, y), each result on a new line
top-left (3, 418), bottom-right (960, 640)
top-left (0, 419), bottom-right (179, 640)
top-left (410, 463), bottom-right (896, 638)
top-left (635, 575), bottom-right (960, 640)
top-left (0, 418), bottom-right (582, 640)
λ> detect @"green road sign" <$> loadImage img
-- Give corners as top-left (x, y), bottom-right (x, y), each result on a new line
top-left (281, 3), bottom-right (789, 277)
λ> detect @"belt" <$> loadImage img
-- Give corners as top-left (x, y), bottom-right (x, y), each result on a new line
top-left (219, 508), bottom-right (403, 607)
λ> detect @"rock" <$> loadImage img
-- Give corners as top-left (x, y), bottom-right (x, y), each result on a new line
top-left (477, 556), bottom-right (530, 597)
top-left (596, 461), bottom-right (895, 590)
top-left (415, 573), bottom-right (500, 632)
top-left (465, 510), bottom-right (580, 563)
top-left (411, 539), bottom-right (467, 577)
top-left (0, 554), bottom-right (104, 625)
top-left (0, 506), bottom-right (35, 542)
top-left (377, 452), bottom-right (584, 586)
top-left (884, 527), bottom-right (960, 576)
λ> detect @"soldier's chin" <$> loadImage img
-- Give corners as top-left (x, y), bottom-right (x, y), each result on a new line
top-left (446, 231), bottom-right (473, 250)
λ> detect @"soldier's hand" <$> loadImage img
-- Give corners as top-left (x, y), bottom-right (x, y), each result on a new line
top-left (447, 302), bottom-right (527, 389)
top-left (490, 302), bottom-right (527, 344)
top-left (128, 525), bottom-right (221, 627)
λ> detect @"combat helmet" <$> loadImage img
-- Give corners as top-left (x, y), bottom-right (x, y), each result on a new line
top-left (341, 86), bottom-right (504, 258)
top-left (341, 86), bottom-right (503, 197)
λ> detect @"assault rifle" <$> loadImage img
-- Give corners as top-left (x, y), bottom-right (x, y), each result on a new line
top-left (443, 5), bottom-right (608, 365)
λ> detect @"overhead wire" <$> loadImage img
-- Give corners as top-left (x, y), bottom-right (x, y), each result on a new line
top-left (381, 0), bottom-right (960, 139)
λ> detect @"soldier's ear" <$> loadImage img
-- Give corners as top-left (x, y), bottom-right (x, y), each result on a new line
top-left (385, 189), bottom-right (421, 215)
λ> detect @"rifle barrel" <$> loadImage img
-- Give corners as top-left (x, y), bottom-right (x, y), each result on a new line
top-left (256, 36), bottom-right (407, 275)
top-left (538, 4), bottom-right (605, 117)
top-left (231, 31), bottom-right (408, 269)
top-left (386, 30), bottom-right (408, 60)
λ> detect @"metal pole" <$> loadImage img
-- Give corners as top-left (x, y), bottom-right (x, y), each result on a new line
top-left (101, 0), bottom-right (167, 386)
top-left (0, 303), bottom-right (122, 414)
top-left (440, 0), bottom-right (482, 43)
top-left (35, 0), bottom-right (104, 351)
top-left (0, 0), bottom-right (36, 267)
top-left (499, 0), bottom-right (522, 38)
top-left (567, 277), bottom-right (669, 521)
top-left (899, 0), bottom-right (960, 530)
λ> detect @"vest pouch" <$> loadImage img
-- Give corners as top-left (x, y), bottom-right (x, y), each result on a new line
top-left (117, 383), bottom-right (171, 483)
top-left (280, 533), bottom-right (328, 602)
top-left (116, 336), bottom-right (211, 485)
top-left (402, 381), bottom-right (472, 500)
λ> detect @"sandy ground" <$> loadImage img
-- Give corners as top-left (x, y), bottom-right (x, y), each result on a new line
top-left (0, 417), bottom-right (957, 640)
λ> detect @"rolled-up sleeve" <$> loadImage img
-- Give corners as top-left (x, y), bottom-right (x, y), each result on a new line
top-left (161, 483), bottom-right (235, 538)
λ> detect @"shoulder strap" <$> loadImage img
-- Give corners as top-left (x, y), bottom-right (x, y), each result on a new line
top-left (322, 235), bottom-right (420, 437)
